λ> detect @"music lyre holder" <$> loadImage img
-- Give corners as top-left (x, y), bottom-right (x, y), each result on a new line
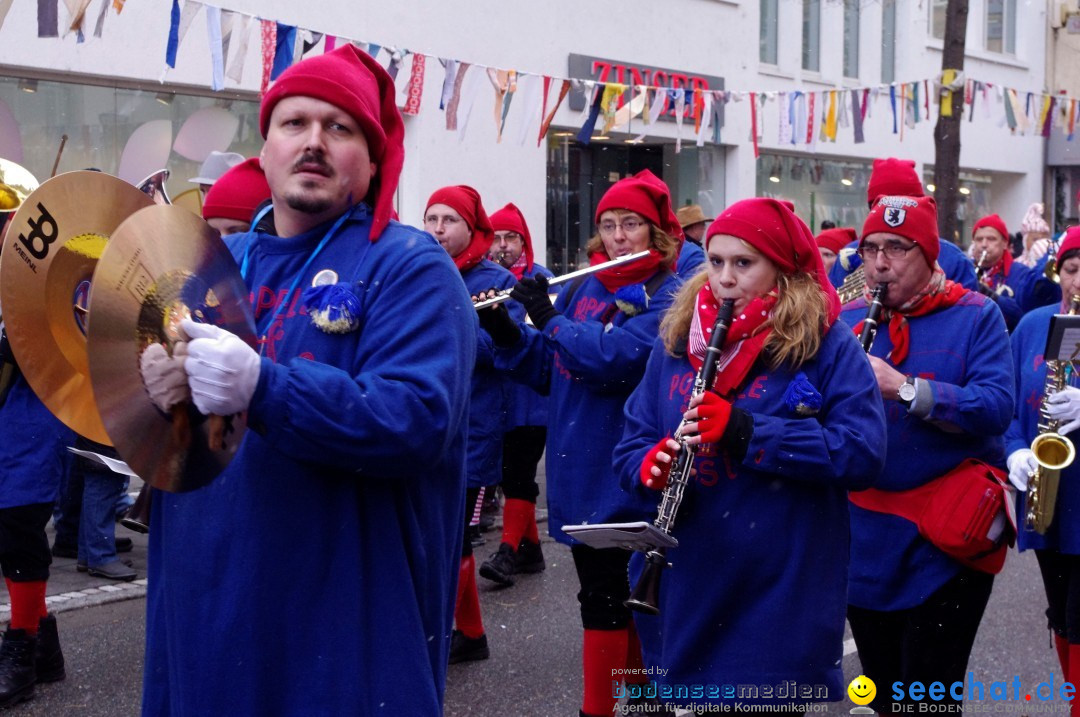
top-left (561, 521), bottom-right (679, 552)
top-left (1044, 313), bottom-right (1080, 364)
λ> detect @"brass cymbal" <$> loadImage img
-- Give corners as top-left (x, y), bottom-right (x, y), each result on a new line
top-left (87, 204), bottom-right (256, 492)
top-left (0, 170), bottom-right (154, 444)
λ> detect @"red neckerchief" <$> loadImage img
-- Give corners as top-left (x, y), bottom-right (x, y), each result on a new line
top-left (688, 282), bottom-right (778, 397)
top-left (508, 251), bottom-right (529, 280)
top-left (853, 269), bottom-right (967, 365)
top-left (590, 248), bottom-right (664, 293)
top-left (982, 251), bottom-right (1013, 290)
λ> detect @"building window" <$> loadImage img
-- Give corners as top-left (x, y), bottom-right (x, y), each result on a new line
top-left (803, 0), bottom-right (821, 72)
top-left (881, 0), bottom-right (896, 84)
top-left (760, 0), bottom-right (778, 65)
top-left (986, 0), bottom-right (1017, 54)
top-left (930, 0), bottom-right (947, 40)
top-left (843, 0), bottom-right (860, 78)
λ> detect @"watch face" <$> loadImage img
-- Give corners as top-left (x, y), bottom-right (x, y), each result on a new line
top-left (899, 382), bottom-right (917, 402)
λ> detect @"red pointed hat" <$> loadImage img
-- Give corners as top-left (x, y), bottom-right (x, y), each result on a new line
top-left (973, 214), bottom-right (1009, 241)
top-left (816, 227), bottom-right (857, 255)
top-left (259, 44), bottom-right (404, 242)
top-left (490, 202), bottom-right (534, 273)
top-left (201, 158), bottom-right (271, 224)
top-left (1057, 226), bottom-right (1080, 264)
top-left (595, 169), bottom-right (683, 240)
top-left (867, 158), bottom-right (924, 207)
top-left (862, 195), bottom-right (940, 265)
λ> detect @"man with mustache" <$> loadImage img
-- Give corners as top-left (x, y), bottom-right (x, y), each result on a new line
top-left (137, 45), bottom-right (476, 714)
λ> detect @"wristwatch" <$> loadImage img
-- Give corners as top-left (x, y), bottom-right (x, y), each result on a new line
top-left (897, 376), bottom-right (917, 407)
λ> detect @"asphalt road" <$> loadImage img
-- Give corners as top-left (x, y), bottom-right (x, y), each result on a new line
top-left (0, 538), bottom-right (1063, 716)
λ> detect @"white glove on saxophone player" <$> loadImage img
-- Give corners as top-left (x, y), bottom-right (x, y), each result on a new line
top-left (180, 318), bottom-right (261, 416)
top-left (1006, 449), bottom-right (1037, 493)
top-left (139, 342), bottom-right (189, 412)
top-left (1045, 386), bottom-right (1080, 437)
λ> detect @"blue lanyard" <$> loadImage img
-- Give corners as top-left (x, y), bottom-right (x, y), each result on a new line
top-left (241, 205), bottom-right (356, 343)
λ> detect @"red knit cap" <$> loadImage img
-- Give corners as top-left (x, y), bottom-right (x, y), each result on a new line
top-left (867, 158), bottom-right (924, 207)
top-left (259, 44), bottom-right (404, 242)
top-left (1057, 226), bottom-right (1080, 264)
top-left (861, 195), bottom-right (940, 265)
top-left (595, 169), bottom-right (683, 240)
top-left (972, 214), bottom-right (1009, 241)
top-left (816, 227), bottom-right (857, 255)
top-left (706, 197), bottom-right (840, 324)
top-left (425, 185), bottom-right (494, 272)
top-left (201, 158), bottom-right (271, 224)
top-left (489, 202), bottom-right (534, 274)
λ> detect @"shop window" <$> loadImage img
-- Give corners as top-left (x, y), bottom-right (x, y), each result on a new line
top-left (756, 153), bottom-right (871, 233)
top-left (881, 0), bottom-right (897, 84)
top-left (929, 0), bottom-right (947, 40)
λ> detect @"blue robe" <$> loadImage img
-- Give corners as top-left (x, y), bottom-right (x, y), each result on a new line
top-left (613, 326), bottom-right (885, 707)
top-left (676, 240), bottom-right (705, 279)
top-left (0, 374), bottom-right (73, 509)
top-left (505, 263), bottom-right (555, 430)
top-left (1007, 305), bottom-right (1080, 553)
top-left (142, 205), bottom-right (476, 716)
top-left (494, 270), bottom-right (681, 543)
top-left (839, 291), bottom-right (1013, 611)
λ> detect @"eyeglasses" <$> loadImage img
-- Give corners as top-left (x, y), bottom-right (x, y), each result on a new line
top-left (859, 242), bottom-right (918, 260)
top-left (598, 218), bottom-right (647, 236)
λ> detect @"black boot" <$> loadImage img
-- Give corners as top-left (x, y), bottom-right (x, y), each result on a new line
top-left (448, 630), bottom-right (489, 664)
top-left (34, 615), bottom-right (64, 683)
top-left (515, 538), bottom-right (546, 574)
top-left (0, 628), bottom-right (37, 707)
top-left (478, 543), bottom-right (517, 586)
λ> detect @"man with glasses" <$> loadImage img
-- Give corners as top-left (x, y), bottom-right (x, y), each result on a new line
top-left (838, 194), bottom-right (1013, 714)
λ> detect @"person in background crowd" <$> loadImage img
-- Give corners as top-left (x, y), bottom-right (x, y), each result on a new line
top-left (614, 198), bottom-right (886, 712)
top-left (840, 195), bottom-right (1013, 714)
top-left (0, 210), bottom-right (73, 707)
top-left (828, 158), bottom-right (977, 292)
top-left (819, 220), bottom-right (837, 230)
top-left (200, 157), bottom-right (272, 237)
top-left (479, 203), bottom-right (551, 587)
top-left (675, 204), bottom-right (709, 248)
top-left (816, 227), bottom-right (856, 275)
top-left (187, 150), bottom-right (245, 199)
top-left (970, 213), bottom-right (1037, 331)
top-left (478, 169), bottom-right (682, 717)
top-left (424, 185), bottom-right (519, 664)
top-left (1017, 202), bottom-right (1055, 268)
top-left (1007, 226), bottom-right (1080, 717)
top-left (136, 44), bottom-right (476, 714)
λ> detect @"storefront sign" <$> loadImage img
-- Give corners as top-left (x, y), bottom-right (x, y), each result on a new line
top-left (567, 54), bottom-right (724, 128)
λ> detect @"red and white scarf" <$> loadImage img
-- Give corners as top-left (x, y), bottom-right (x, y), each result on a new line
top-left (688, 282), bottom-right (777, 397)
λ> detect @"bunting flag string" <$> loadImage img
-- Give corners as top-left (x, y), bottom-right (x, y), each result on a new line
top-left (402, 53), bottom-right (425, 116)
top-left (258, 19), bottom-right (275, 94)
top-left (537, 79), bottom-right (570, 145)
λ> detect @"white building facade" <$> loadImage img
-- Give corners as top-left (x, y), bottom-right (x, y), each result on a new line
top-left (0, 0), bottom-right (1060, 269)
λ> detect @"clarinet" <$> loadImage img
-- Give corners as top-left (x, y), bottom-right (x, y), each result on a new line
top-left (859, 285), bottom-right (887, 353)
top-left (625, 298), bottom-right (735, 616)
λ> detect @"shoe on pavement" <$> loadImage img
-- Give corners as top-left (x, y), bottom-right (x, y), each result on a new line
top-left (115, 537), bottom-right (133, 553)
top-left (478, 542), bottom-right (516, 587)
top-left (33, 615), bottom-right (64, 683)
top-left (448, 630), bottom-right (489, 664)
top-left (0, 628), bottom-right (36, 708)
top-left (85, 560), bottom-right (137, 581)
top-left (50, 542), bottom-right (77, 559)
top-left (515, 538), bottom-right (546, 574)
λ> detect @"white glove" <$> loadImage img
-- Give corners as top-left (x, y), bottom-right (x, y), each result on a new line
top-left (1045, 386), bottom-right (1080, 436)
top-left (1006, 448), bottom-right (1037, 492)
top-left (181, 318), bottom-right (261, 416)
top-left (139, 342), bottom-right (189, 412)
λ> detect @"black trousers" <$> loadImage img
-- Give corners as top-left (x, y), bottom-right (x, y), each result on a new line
top-left (500, 426), bottom-right (545, 503)
top-left (571, 544), bottom-right (632, 630)
top-left (0, 503), bottom-right (54, 582)
top-left (847, 567), bottom-right (995, 713)
top-left (1035, 549), bottom-right (1080, 643)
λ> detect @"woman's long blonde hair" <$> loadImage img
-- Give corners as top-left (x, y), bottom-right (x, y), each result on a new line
top-left (585, 209), bottom-right (680, 267)
top-left (660, 269), bottom-right (830, 370)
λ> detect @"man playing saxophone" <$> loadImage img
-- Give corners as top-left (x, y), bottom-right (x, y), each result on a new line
top-left (1006, 226), bottom-right (1080, 713)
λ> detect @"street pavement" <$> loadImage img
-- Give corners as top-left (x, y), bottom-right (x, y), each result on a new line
top-left (0, 476), bottom-right (1066, 716)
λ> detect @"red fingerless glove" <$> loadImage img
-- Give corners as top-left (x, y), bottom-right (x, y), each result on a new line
top-left (696, 391), bottom-right (732, 444)
top-left (640, 436), bottom-right (674, 491)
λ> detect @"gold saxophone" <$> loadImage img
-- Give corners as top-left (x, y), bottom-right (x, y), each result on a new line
top-left (1027, 294), bottom-right (1080, 534)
